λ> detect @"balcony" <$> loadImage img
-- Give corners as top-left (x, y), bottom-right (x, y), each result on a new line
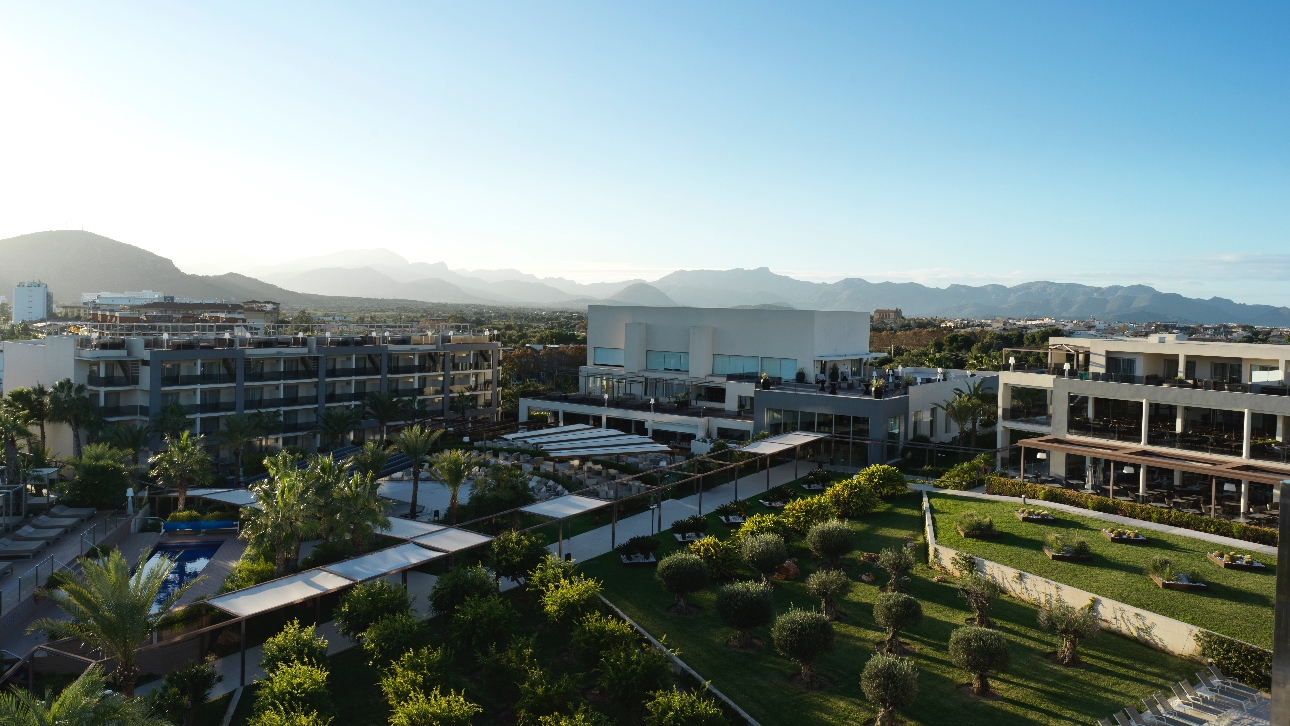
top-left (326, 368), bottom-right (381, 378)
top-left (1002, 406), bottom-right (1050, 426)
top-left (325, 392), bottom-right (371, 404)
top-left (185, 401), bottom-right (238, 414)
top-left (279, 421), bottom-right (318, 433)
top-left (387, 365), bottom-right (432, 375)
top-left (87, 373), bottom-right (139, 388)
top-left (1251, 441), bottom-right (1290, 464)
top-left (530, 393), bottom-right (752, 421)
top-left (246, 396), bottom-right (318, 410)
top-left (162, 373), bottom-right (239, 387)
top-left (1068, 417), bottom-right (1142, 444)
top-left (245, 370), bottom-right (318, 383)
top-left (94, 405), bottom-right (149, 418)
top-left (1147, 429), bottom-right (1245, 458)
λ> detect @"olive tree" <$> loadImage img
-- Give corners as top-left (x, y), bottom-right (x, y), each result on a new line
top-left (771, 607), bottom-right (835, 688)
top-left (861, 653), bottom-right (919, 726)
top-left (877, 546), bottom-right (916, 592)
top-left (805, 520), bottom-right (854, 568)
top-left (1037, 597), bottom-right (1100, 666)
top-left (714, 580), bottom-right (774, 647)
top-left (741, 533), bottom-right (787, 583)
top-left (655, 552), bottom-right (709, 612)
top-left (958, 573), bottom-right (1000, 629)
top-left (873, 593), bottom-right (922, 653)
top-left (805, 570), bottom-right (851, 621)
top-left (948, 626), bottom-right (1011, 696)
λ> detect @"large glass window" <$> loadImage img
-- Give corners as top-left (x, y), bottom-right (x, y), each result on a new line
top-left (713, 354), bottom-right (759, 375)
top-left (759, 357), bottom-right (798, 379)
top-left (1210, 361), bottom-right (1242, 383)
top-left (1147, 403), bottom-right (1178, 447)
top-left (1250, 412), bottom-right (1284, 462)
top-left (1068, 394), bottom-right (1141, 443)
top-left (1106, 357), bottom-right (1136, 376)
top-left (1008, 386), bottom-right (1049, 424)
top-left (1179, 407), bottom-right (1245, 457)
top-left (646, 350), bottom-right (689, 371)
top-left (592, 347), bottom-right (624, 367)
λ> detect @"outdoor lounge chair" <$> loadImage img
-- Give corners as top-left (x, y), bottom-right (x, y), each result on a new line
top-left (30, 515), bottom-right (80, 530)
top-left (1122, 706), bottom-right (1154, 726)
top-left (1098, 719), bottom-right (1114, 726)
top-left (1181, 678), bottom-right (1246, 710)
top-left (10, 525), bottom-right (65, 542)
top-left (1112, 714), bottom-right (1133, 726)
top-left (1152, 694), bottom-right (1208, 726)
top-left (1205, 665), bottom-right (1262, 697)
top-left (1143, 700), bottom-right (1205, 726)
top-left (1197, 672), bottom-right (1258, 703)
top-left (50, 505), bottom-right (96, 521)
top-left (0, 538), bottom-right (47, 559)
top-left (1170, 684), bottom-right (1226, 716)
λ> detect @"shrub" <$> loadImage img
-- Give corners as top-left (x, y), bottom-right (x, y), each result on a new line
top-left (246, 710), bottom-right (331, 726)
top-left (430, 565), bottom-right (496, 616)
top-left (712, 501), bottom-right (747, 518)
top-left (334, 580), bottom-right (413, 639)
top-left (1044, 531), bottom-right (1091, 558)
top-left (539, 705), bottom-right (612, 726)
top-left (362, 613), bottom-right (431, 666)
top-left (389, 689), bottom-right (482, 726)
top-left (715, 580), bottom-right (774, 646)
top-left (541, 576), bottom-right (603, 629)
top-left (253, 663), bottom-right (334, 720)
top-left (299, 540), bottom-right (354, 570)
top-left (957, 573), bottom-right (1000, 628)
top-left (735, 513), bottom-right (788, 541)
top-left (219, 555), bottom-right (276, 594)
top-left (860, 653), bottom-right (919, 726)
top-left (261, 620), bottom-right (328, 675)
top-left (877, 546), bottom-right (916, 592)
top-left (771, 607), bottom-right (835, 688)
top-left (643, 688), bottom-right (728, 726)
top-left (824, 477), bottom-right (880, 518)
top-left (1037, 597), bottom-right (1100, 666)
top-left (956, 512), bottom-right (995, 538)
top-left (806, 519), bottom-right (854, 567)
top-left (598, 645), bottom-right (673, 709)
top-left (806, 569), bottom-right (852, 621)
top-left (451, 595), bottom-right (518, 655)
top-left (572, 612), bottom-right (637, 666)
top-left (856, 464), bottom-right (908, 498)
top-left (670, 514), bottom-right (709, 536)
top-left (740, 533), bottom-right (787, 582)
top-left (762, 485), bottom-right (797, 504)
top-left (529, 554), bottom-right (578, 591)
top-left (480, 636), bottom-right (538, 698)
top-left (518, 667), bottom-right (580, 723)
top-left (781, 496), bottom-right (837, 533)
top-left (1144, 555), bottom-right (1198, 583)
top-left (688, 537), bottom-right (738, 581)
top-left (951, 550), bottom-right (977, 577)
top-left (948, 626), bottom-right (1011, 696)
top-left (615, 535), bottom-right (663, 559)
top-left (146, 658), bottom-right (223, 726)
top-left (873, 593), bottom-right (923, 652)
top-left (803, 468), bottom-right (833, 486)
top-left (1195, 631), bottom-right (1272, 691)
top-left (168, 510), bottom-right (203, 522)
top-left (489, 530), bottom-right (549, 586)
top-left (380, 645), bottom-right (454, 707)
top-left (936, 454), bottom-right (993, 491)
top-left (655, 552), bottom-right (709, 611)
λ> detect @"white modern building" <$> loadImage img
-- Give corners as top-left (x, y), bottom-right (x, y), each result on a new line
top-left (81, 290), bottom-right (169, 309)
top-left (11, 281), bottom-right (52, 323)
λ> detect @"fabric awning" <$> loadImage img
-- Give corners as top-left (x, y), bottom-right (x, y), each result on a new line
top-left (502, 424), bottom-right (592, 442)
top-left (186, 488), bottom-right (234, 498)
top-left (520, 495), bottom-right (610, 519)
top-left (543, 444), bottom-right (673, 458)
top-left (413, 528), bottom-right (494, 553)
top-left (1018, 435), bottom-right (1290, 486)
top-left (321, 543), bottom-right (444, 582)
top-left (203, 489), bottom-right (259, 508)
top-left (206, 569), bottom-right (353, 618)
top-left (379, 517), bottom-right (445, 541)
top-left (739, 431), bottom-right (828, 456)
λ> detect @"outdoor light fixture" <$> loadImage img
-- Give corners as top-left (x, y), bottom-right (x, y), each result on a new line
top-left (937, 367), bottom-right (944, 381)
top-left (1009, 356), bottom-right (1016, 371)
top-left (1063, 362), bottom-right (1071, 378)
top-left (603, 393), bottom-right (609, 407)
top-left (1123, 465), bottom-right (1135, 475)
top-left (1224, 482), bottom-right (1237, 492)
top-left (1036, 452), bottom-right (1048, 460)
top-left (650, 397), bottom-right (655, 413)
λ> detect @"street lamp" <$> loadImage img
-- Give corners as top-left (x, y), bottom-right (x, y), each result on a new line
top-left (650, 398), bottom-right (655, 413)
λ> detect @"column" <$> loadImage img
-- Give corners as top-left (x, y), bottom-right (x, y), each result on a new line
top-left (559, 409), bottom-right (565, 426)
top-left (1240, 480), bottom-right (1249, 518)
top-left (1179, 353), bottom-right (1188, 381)
top-left (1243, 409), bottom-right (1253, 459)
top-left (1139, 467), bottom-right (1147, 499)
top-left (1141, 399), bottom-right (1149, 446)
top-left (1176, 405), bottom-right (1184, 434)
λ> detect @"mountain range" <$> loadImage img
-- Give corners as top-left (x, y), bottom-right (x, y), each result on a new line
top-left (3, 230), bottom-right (1289, 325)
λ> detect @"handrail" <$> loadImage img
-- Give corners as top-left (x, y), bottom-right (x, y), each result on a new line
top-left (0, 643), bottom-right (101, 689)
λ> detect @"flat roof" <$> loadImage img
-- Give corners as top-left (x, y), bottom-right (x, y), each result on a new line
top-left (206, 569), bottom-right (353, 618)
top-left (321, 543), bottom-right (444, 582)
top-left (503, 424), bottom-right (592, 442)
top-left (379, 517), bottom-right (445, 540)
top-left (545, 443), bottom-right (672, 458)
top-left (740, 431), bottom-right (828, 456)
top-left (413, 528), bottom-right (494, 553)
top-left (520, 495), bottom-right (610, 519)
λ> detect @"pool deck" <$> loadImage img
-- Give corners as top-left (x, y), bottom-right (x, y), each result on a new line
top-left (176, 537), bottom-right (247, 607)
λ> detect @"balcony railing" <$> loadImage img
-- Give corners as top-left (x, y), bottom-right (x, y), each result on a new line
top-left (246, 396), bottom-right (318, 410)
top-left (279, 421), bottom-right (318, 433)
top-left (1068, 417), bottom-right (1142, 443)
top-left (245, 370), bottom-right (317, 382)
top-left (87, 373), bottom-right (139, 388)
top-left (94, 405), bottom-right (149, 418)
top-left (1148, 430), bottom-right (1245, 458)
top-left (326, 368), bottom-right (381, 378)
top-left (184, 401), bottom-right (237, 414)
top-left (1002, 407), bottom-right (1050, 425)
top-left (162, 373), bottom-right (239, 386)
top-left (1251, 442), bottom-right (1290, 464)
top-left (325, 392), bottom-right (371, 404)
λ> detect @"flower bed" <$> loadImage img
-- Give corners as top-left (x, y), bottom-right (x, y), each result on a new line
top-left (718, 514), bottom-right (746, 527)
top-left (621, 552), bottom-right (659, 567)
top-left (1150, 573), bottom-right (1207, 591)
top-left (1043, 546), bottom-right (1092, 562)
top-left (1014, 508), bottom-right (1054, 523)
top-left (1207, 552), bottom-right (1266, 571)
top-left (1101, 528), bottom-right (1147, 544)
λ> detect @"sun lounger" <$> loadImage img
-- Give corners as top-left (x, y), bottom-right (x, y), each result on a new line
top-left (30, 516), bottom-right (80, 530)
top-left (0, 538), bottom-right (47, 559)
top-left (1197, 673), bottom-right (1257, 703)
top-left (1113, 711), bottom-right (1135, 726)
top-left (1144, 700), bottom-right (1205, 726)
top-left (1098, 719), bottom-right (1114, 726)
top-left (1181, 679), bottom-right (1245, 710)
top-left (1205, 665), bottom-right (1262, 697)
top-left (11, 525), bottom-right (64, 542)
top-left (50, 505), bottom-right (96, 521)
top-left (1122, 706), bottom-right (1153, 726)
top-left (1170, 684), bottom-right (1225, 716)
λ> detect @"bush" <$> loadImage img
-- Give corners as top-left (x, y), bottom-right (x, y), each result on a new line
top-left (948, 626), bottom-right (1011, 696)
top-left (715, 580), bottom-right (774, 646)
top-left (873, 593), bottom-right (922, 652)
top-left (806, 519), bottom-right (854, 567)
top-left (806, 569), bottom-right (852, 621)
top-left (762, 485), bottom-right (797, 504)
top-left (951, 550), bottom-right (977, 578)
top-left (669, 514), bottom-right (709, 536)
top-left (219, 555), bottom-right (276, 594)
top-left (803, 468), bottom-right (833, 486)
top-left (655, 553), bottom-right (709, 611)
top-left (380, 645), bottom-right (454, 707)
top-left (824, 477), bottom-right (880, 518)
top-left (1044, 531), bottom-right (1091, 558)
top-left (598, 645), bottom-right (673, 709)
top-left (740, 533), bottom-right (787, 582)
top-left (615, 535), bottom-right (662, 559)
top-left (1145, 555), bottom-right (1198, 583)
top-left (936, 454), bottom-right (993, 491)
top-left (362, 613), bottom-right (431, 666)
top-left (541, 576), bottom-right (603, 629)
top-left (334, 580), bottom-right (414, 640)
top-left (688, 537), bottom-right (738, 581)
top-left (451, 595), bottom-right (518, 655)
top-left (298, 540), bottom-right (355, 570)
top-left (389, 689), bottom-right (482, 726)
top-left (430, 565), bottom-right (496, 616)
top-left (539, 705), bottom-right (612, 726)
top-left (518, 667), bottom-right (581, 723)
top-left (480, 636), bottom-right (538, 698)
top-left (735, 513), bottom-right (788, 541)
top-left (489, 530), bottom-right (549, 586)
top-left (253, 663), bottom-right (334, 721)
top-left (1038, 597), bottom-right (1100, 666)
top-left (247, 710), bottom-right (331, 726)
top-left (955, 511), bottom-right (995, 538)
top-left (877, 546), bottom-right (916, 592)
top-left (529, 555), bottom-right (578, 591)
top-left (771, 607), bottom-right (834, 687)
top-left (957, 573), bottom-right (1000, 628)
top-left (860, 653), bottom-right (919, 726)
top-left (146, 658), bottom-right (223, 726)
top-left (643, 688), bottom-right (728, 726)
top-left (572, 612), bottom-right (637, 666)
top-left (781, 496), bottom-right (837, 534)
top-left (168, 510), bottom-right (203, 522)
top-left (712, 501), bottom-right (747, 518)
top-left (1195, 631), bottom-right (1272, 691)
top-left (856, 464), bottom-right (908, 498)
top-left (261, 620), bottom-right (328, 675)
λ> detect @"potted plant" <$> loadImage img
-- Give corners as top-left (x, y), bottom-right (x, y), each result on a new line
top-left (1146, 555), bottom-right (1206, 591)
top-left (871, 379), bottom-right (886, 399)
top-left (955, 512), bottom-right (998, 539)
top-left (673, 392), bottom-right (690, 409)
top-left (796, 368), bottom-right (807, 384)
top-left (760, 373), bottom-right (772, 390)
top-left (828, 363), bottom-right (840, 383)
top-left (800, 468), bottom-right (832, 492)
top-left (1206, 550), bottom-right (1266, 571)
top-left (1101, 527), bottom-right (1147, 544)
top-left (714, 501), bottom-right (748, 527)
top-left (1042, 532), bottom-right (1093, 562)
top-left (670, 514), bottom-right (709, 543)
top-left (616, 535), bottom-right (662, 566)
top-left (1014, 507), bottom-right (1055, 523)
top-left (759, 485), bottom-right (797, 510)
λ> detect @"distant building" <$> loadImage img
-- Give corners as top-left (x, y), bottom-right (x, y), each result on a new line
top-left (82, 290), bottom-right (170, 309)
top-left (89, 300), bottom-right (281, 326)
top-left (872, 308), bottom-right (903, 323)
top-left (12, 281), bottom-right (52, 323)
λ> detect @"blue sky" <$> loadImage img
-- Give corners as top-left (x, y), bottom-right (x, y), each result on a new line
top-left (0, 3), bottom-right (1286, 302)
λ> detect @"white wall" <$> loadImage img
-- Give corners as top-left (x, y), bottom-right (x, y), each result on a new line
top-left (905, 373), bottom-right (998, 442)
top-left (1, 337), bottom-right (78, 457)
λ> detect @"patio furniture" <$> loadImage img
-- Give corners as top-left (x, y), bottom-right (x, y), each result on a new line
top-left (1183, 678), bottom-right (1247, 710)
top-left (1169, 685), bottom-right (1225, 717)
top-left (11, 525), bottom-right (65, 542)
top-left (1176, 682), bottom-right (1238, 713)
top-left (1144, 699), bottom-right (1206, 726)
top-left (1099, 719), bottom-right (1114, 726)
top-left (1206, 665), bottom-right (1262, 698)
top-left (50, 505), bottom-right (96, 521)
top-left (1112, 712), bottom-right (1133, 726)
top-left (1196, 672), bottom-right (1259, 703)
top-left (30, 515), bottom-right (80, 530)
top-left (1123, 706), bottom-right (1154, 726)
top-left (0, 538), bottom-right (47, 559)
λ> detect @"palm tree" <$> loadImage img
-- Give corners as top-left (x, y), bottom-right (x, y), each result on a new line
top-left (148, 431), bottom-right (215, 510)
top-left (28, 549), bottom-right (193, 698)
top-left (364, 392), bottom-right (408, 442)
top-left (0, 665), bottom-right (167, 726)
top-left (107, 423), bottom-right (152, 468)
top-left (428, 448), bottom-right (483, 524)
top-left (49, 378), bottom-right (94, 458)
top-left (212, 413), bottom-right (266, 487)
top-left (63, 444), bottom-right (133, 509)
top-left (6, 383), bottom-right (50, 450)
top-left (934, 394), bottom-right (978, 448)
top-left (335, 471), bottom-right (389, 554)
top-left (392, 425), bottom-right (443, 519)
top-left (0, 407), bottom-right (33, 488)
top-left (303, 453), bottom-right (348, 541)
top-left (317, 406), bottom-right (361, 450)
top-left (348, 440), bottom-right (392, 481)
top-left (151, 402), bottom-right (191, 442)
top-left (242, 451), bottom-right (322, 576)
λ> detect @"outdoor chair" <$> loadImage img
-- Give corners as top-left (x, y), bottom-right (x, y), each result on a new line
top-left (31, 515), bottom-right (80, 530)
top-left (1099, 719), bottom-right (1114, 726)
top-left (1196, 673), bottom-right (1258, 704)
top-left (50, 505), bottom-right (96, 521)
top-left (0, 538), bottom-right (47, 559)
top-left (1170, 684), bottom-right (1226, 716)
top-left (11, 525), bottom-right (65, 542)
top-left (1141, 701), bottom-right (1203, 726)
top-left (1206, 665), bottom-right (1262, 698)
top-left (1181, 678), bottom-right (1246, 710)
top-left (1112, 712), bottom-right (1134, 726)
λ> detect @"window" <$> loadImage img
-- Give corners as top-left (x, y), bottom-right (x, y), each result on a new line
top-left (912, 410), bottom-right (923, 437)
top-left (593, 347), bottom-right (624, 367)
top-left (760, 357), bottom-right (798, 379)
top-left (1211, 361), bottom-right (1241, 383)
top-left (1106, 356), bottom-right (1136, 376)
top-left (713, 354), bottom-right (759, 375)
top-left (646, 350), bottom-right (689, 371)
top-left (930, 408), bottom-right (938, 436)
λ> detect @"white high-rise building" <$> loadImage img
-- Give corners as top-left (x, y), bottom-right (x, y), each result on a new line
top-left (12, 281), bottom-right (52, 323)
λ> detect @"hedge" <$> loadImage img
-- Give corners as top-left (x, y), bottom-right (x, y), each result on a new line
top-left (1194, 630), bottom-right (1272, 691)
top-left (983, 478), bottom-right (1277, 546)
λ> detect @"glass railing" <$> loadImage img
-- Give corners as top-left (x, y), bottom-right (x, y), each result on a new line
top-left (1251, 442), bottom-right (1290, 463)
top-left (87, 373), bottom-right (139, 387)
top-left (1068, 417), bottom-right (1142, 443)
top-left (1003, 406), bottom-right (1050, 425)
top-left (1148, 429), bottom-right (1244, 457)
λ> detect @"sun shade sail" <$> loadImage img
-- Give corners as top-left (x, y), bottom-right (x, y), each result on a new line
top-left (519, 495), bottom-right (610, 519)
top-left (321, 543), bottom-right (444, 581)
top-left (502, 424), bottom-right (592, 442)
top-left (202, 489), bottom-right (259, 508)
top-left (206, 569), bottom-right (353, 618)
top-left (543, 443), bottom-right (673, 458)
top-left (739, 431), bottom-right (828, 456)
top-left (379, 517), bottom-right (445, 540)
top-left (184, 489), bottom-right (233, 498)
top-left (413, 528), bottom-right (494, 553)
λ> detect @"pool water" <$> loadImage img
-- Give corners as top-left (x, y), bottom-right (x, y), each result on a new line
top-left (145, 542), bottom-right (221, 613)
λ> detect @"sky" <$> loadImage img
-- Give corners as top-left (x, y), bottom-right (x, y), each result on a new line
top-left (0, 3), bottom-right (1287, 302)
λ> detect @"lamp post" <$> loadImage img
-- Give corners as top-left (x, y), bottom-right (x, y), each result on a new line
top-left (1063, 362), bottom-right (1071, 379)
top-left (650, 398), bottom-right (655, 413)
top-left (1009, 356), bottom-right (1016, 372)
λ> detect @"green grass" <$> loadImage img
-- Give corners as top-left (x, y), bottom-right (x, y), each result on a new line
top-left (582, 489), bottom-right (1202, 726)
top-left (929, 493), bottom-right (1275, 647)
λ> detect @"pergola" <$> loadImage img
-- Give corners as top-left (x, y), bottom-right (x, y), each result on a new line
top-left (519, 495), bottom-right (611, 558)
top-left (502, 424), bottom-right (672, 458)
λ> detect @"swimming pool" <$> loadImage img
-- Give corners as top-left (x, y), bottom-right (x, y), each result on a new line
top-left (144, 542), bottom-right (222, 613)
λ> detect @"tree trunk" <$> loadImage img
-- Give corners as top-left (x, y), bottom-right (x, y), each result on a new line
top-left (409, 466), bottom-right (420, 518)
top-left (973, 671), bottom-right (990, 696)
top-left (974, 605), bottom-right (993, 629)
top-left (450, 490), bottom-right (459, 524)
top-left (822, 597), bottom-right (838, 621)
top-left (234, 450), bottom-right (243, 487)
top-left (799, 663), bottom-right (819, 688)
top-left (38, 422), bottom-right (46, 452)
top-left (676, 594), bottom-right (687, 610)
top-left (71, 422), bottom-right (83, 458)
top-left (885, 628), bottom-right (900, 653)
top-left (1059, 637), bottom-right (1078, 666)
top-left (118, 662), bottom-right (139, 699)
top-left (274, 547), bottom-right (289, 577)
top-left (876, 706), bottom-right (897, 726)
top-left (177, 484), bottom-right (187, 511)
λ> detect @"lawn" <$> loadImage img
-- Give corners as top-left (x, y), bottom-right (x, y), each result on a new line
top-left (582, 487), bottom-right (1204, 726)
top-left (929, 493), bottom-right (1275, 648)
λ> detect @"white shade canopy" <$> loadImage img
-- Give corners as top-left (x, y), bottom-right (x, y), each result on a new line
top-left (203, 489), bottom-right (260, 509)
top-left (739, 431), bottom-right (827, 456)
top-left (207, 569), bottom-right (353, 618)
top-left (413, 528), bottom-right (494, 553)
top-left (379, 517), bottom-right (445, 541)
top-left (322, 543), bottom-right (444, 582)
top-left (520, 495), bottom-right (609, 519)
